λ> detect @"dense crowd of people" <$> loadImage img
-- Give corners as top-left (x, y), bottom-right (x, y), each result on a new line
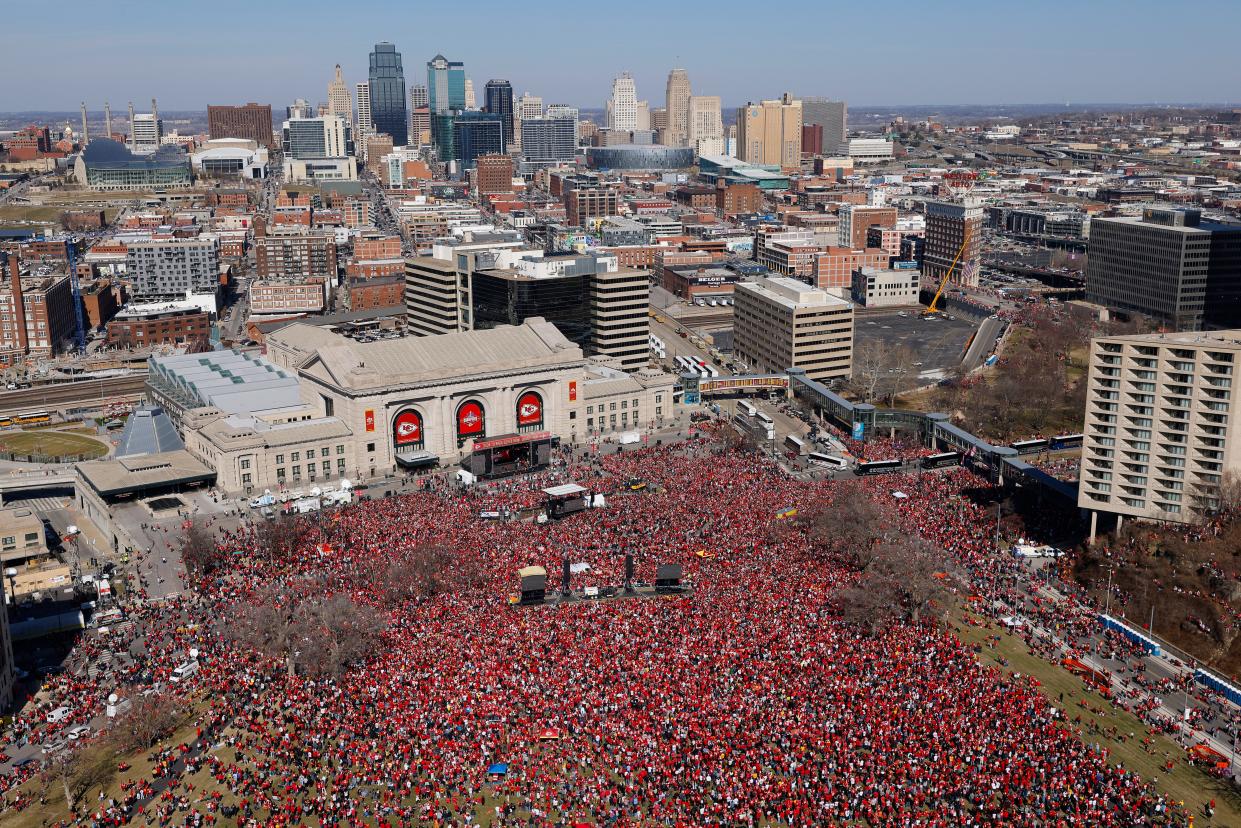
top-left (2, 427), bottom-right (1232, 826)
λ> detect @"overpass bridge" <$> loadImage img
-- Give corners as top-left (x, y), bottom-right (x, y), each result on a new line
top-left (0, 470), bottom-right (76, 504)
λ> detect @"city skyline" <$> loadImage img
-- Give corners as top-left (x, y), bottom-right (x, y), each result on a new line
top-left (5, 0), bottom-right (1240, 111)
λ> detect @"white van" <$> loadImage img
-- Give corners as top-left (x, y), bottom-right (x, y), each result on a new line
top-left (171, 661), bottom-right (199, 682)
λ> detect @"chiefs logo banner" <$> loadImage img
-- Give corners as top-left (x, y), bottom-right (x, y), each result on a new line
top-left (393, 410), bottom-right (423, 445)
top-left (457, 401), bottom-right (485, 437)
top-left (516, 391), bottom-right (543, 427)
top-left (364, 410), bottom-right (375, 432)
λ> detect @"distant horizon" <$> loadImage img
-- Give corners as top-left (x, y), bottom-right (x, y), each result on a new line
top-left (3, 0), bottom-right (1238, 112)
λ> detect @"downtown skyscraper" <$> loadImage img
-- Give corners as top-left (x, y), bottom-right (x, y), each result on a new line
top-left (368, 42), bottom-right (407, 146)
top-left (484, 79), bottom-right (515, 147)
top-left (664, 69), bottom-right (691, 146)
top-left (327, 64), bottom-right (351, 121)
top-left (607, 72), bottom-right (638, 132)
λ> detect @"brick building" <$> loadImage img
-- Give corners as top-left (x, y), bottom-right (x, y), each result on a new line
top-left (105, 301), bottom-right (210, 348)
top-left (0, 253), bottom-right (77, 362)
top-left (207, 103), bottom-right (275, 147)
top-left (563, 187), bottom-right (620, 226)
top-left (250, 280), bottom-right (327, 314)
top-left (343, 200), bottom-right (371, 228)
top-left (254, 224), bottom-right (338, 280)
top-left (476, 154), bottom-right (514, 195)
top-left (839, 205), bottom-right (897, 250)
top-left (347, 275), bottom-right (404, 310)
top-left (81, 278), bottom-right (123, 330)
top-left (716, 183), bottom-right (764, 216)
top-left (812, 246), bottom-right (890, 290)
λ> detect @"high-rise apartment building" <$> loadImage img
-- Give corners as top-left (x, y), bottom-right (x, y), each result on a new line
top-left (607, 73), bottom-right (638, 132)
top-left (369, 42), bottom-right (407, 146)
top-left (483, 79), bottom-right (515, 147)
top-left (664, 69), bottom-right (691, 147)
top-left (923, 199), bottom-right (983, 289)
top-left (355, 83), bottom-right (372, 144)
top-left (839, 205), bottom-right (898, 250)
top-left (327, 65), bottom-right (351, 120)
top-left (427, 54), bottom-right (466, 114)
top-left (1085, 208), bottom-right (1241, 332)
top-left (734, 276), bottom-right (854, 383)
top-left (464, 78), bottom-right (476, 110)
top-left (801, 97), bottom-right (847, 151)
top-left (589, 266), bottom-right (650, 371)
top-left (0, 253), bottom-right (77, 360)
top-left (254, 226), bottom-right (338, 280)
top-left (126, 239), bottom-right (220, 301)
top-left (564, 186), bottom-right (620, 226)
top-left (1079, 330), bottom-right (1241, 530)
top-left (736, 94), bottom-right (802, 170)
top-left (208, 103), bottom-right (274, 147)
top-left (688, 95), bottom-right (724, 157)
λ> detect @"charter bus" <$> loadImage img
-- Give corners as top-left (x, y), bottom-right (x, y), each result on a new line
top-left (737, 400), bottom-right (758, 418)
top-left (1010, 438), bottom-right (1050, 455)
top-left (854, 459), bottom-right (904, 476)
top-left (921, 451), bottom-right (962, 470)
top-left (784, 434), bottom-right (806, 456)
top-left (1050, 433), bottom-right (1084, 450)
top-left (808, 452), bottom-right (848, 470)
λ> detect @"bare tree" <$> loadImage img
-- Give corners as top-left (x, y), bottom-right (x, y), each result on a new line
top-left (383, 543), bottom-right (484, 603)
top-left (253, 514), bottom-right (311, 562)
top-left (108, 693), bottom-right (189, 754)
top-left (837, 538), bottom-right (956, 632)
top-left (180, 521), bottom-right (224, 578)
top-left (799, 485), bottom-right (889, 569)
top-left (41, 741), bottom-right (116, 811)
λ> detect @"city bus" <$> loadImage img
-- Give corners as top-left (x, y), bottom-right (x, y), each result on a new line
top-left (1050, 433), bottom-right (1084, 450)
top-left (1010, 438), bottom-right (1050, 455)
top-left (737, 400), bottom-right (758, 418)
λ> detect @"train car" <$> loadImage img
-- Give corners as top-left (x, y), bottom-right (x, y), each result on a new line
top-left (1050, 433), bottom-right (1084, 450)
top-left (854, 459), bottom-right (903, 476)
top-left (14, 410), bottom-right (50, 425)
top-left (1010, 438), bottom-right (1050, 455)
top-left (921, 451), bottom-right (962, 470)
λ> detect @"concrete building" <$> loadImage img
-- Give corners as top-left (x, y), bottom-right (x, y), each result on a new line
top-left (836, 137), bottom-right (894, 163)
top-left (1080, 330), bottom-right (1241, 529)
top-left (125, 238), bottom-right (220, 302)
top-left (282, 115), bottom-right (351, 159)
top-left (923, 199), bottom-right (983, 289)
top-left (1085, 208), bottom-right (1241, 332)
top-left (128, 108), bottom-right (162, 154)
top-left (405, 256), bottom-right (474, 336)
top-left (520, 117), bottom-right (578, 168)
top-left (283, 156), bottom-right (358, 182)
top-left (801, 97), bottom-right (847, 152)
top-left (734, 276), bottom-right (854, 383)
top-left (207, 103), bottom-right (274, 147)
top-left (607, 73), bottom-right (639, 132)
top-left (74, 138), bottom-right (192, 190)
top-left (327, 65), bottom-right (351, 121)
top-left (355, 82), bottom-right (372, 142)
top-left (250, 280), bottom-right (327, 314)
top-left (106, 300), bottom-right (211, 348)
top-left (190, 138), bottom-right (268, 180)
top-left (564, 186), bottom-right (620, 226)
top-left (736, 94), bottom-right (802, 170)
top-left (687, 95), bottom-right (724, 157)
top-left (588, 266), bottom-right (649, 372)
top-left (851, 266), bottom-right (921, 308)
top-left (664, 69), bottom-right (691, 147)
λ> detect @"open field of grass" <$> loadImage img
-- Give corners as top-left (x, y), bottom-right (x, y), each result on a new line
top-left (954, 612), bottom-right (1241, 825)
top-left (0, 430), bottom-right (107, 460)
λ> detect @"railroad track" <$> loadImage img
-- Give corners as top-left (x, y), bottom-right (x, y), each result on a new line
top-left (0, 374), bottom-right (148, 413)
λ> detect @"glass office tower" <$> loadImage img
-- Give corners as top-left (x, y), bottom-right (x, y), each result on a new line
top-left (368, 42), bottom-right (408, 146)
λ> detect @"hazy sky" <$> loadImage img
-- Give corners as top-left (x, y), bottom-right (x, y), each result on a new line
top-left (5, 0), bottom-right (1239, 111)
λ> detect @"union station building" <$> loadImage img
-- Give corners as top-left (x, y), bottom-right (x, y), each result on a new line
top-left (152, 318), bottom-right (676, 493)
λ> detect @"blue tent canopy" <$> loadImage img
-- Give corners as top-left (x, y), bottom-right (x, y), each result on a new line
top-left (486, 763), bottom-right (509, 776)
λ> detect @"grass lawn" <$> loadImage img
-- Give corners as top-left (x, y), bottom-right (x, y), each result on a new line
top-left (0, 430), bottom-right (107, 460)
top-left (953, 612), bottom-right (1241, 825)
top-left (0, 206), bottom-right (62, 224)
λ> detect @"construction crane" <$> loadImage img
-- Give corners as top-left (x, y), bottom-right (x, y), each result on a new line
top-left (923, 231), bottom-right (971, 317)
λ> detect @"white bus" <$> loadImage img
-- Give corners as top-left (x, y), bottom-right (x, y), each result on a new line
top-left (808, 452), bottom-right (848, 470)
top-left (737, 400), bottom-right (758, 418)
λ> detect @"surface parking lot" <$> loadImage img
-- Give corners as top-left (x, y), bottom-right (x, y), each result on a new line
top-left (854, 310), bottom-right (979, 379)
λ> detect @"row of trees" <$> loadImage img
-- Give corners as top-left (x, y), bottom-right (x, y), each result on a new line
top-left (798, 486), bottom-right (956, 632)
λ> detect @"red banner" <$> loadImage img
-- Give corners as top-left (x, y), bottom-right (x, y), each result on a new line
top-left (568, 381), bottom-right (577, 402)
top-left (516, 391), bottom-right (543, 427)
top-left (393, 409), bottom-right (423, 445)
top-left (456, 400), bottom-right (485, 438)
top-left (364, 409), bottom-right (375, 432)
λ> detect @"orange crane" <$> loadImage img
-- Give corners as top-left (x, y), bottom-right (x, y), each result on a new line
top-left (922, 231), bottom-right (971, 317)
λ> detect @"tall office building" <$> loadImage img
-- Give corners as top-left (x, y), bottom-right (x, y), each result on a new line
top-left (1079, 330), bottom-right (1241, 529)
top-left (427, 54), bottom-right (466, 114)
top-left (327, 65), bottom-right (351, 120)
top-left (736, 94), bottom-right (802, 169)
top-left (282, 115), bottom-right (351, 159)
top-left (734, 276), bottom-right (854, 383)
top-left (356, 83), bottom-right (372, 138)
top-left (687, 95), bottom-right (724, 157)
top-left (452, 112), bottom-right (504, 167)
top-left (207, 103), bottom-right (274, 147)
top-left (607, 73), bottom-right (638, 131)
top-left (1085, 208), bottom-right (1241, 332)
top-left (369, 42), bottom-right (407, 146)
top-left (286, 98), bottom-right (314, 120)
top-left (128, 100), bottom-right (163, 155)
top-left (801, 97), bottom-right (847, 152)
top-left (923, 199), bottom-right (983, 289)
top-left (589, 267), bottom-right (650, 371)
top-left (521, 118), bottom-right (578, 166)
top-left (405, 256), bottom-right (473, 336)
top-left (664, 69), bottom-right (692, 147)
top-left (464, 78), bottom-right (477, 110)
top-left (483, 79), bottom-right (515, 147)
top-left (517, 93), bottom-right (543, 122)
top-left (546, 104), bottom-right (579, 133)
top-left (408, 84), bottom-right (430, 146)
top-left (410, 83), bottom-right (429, 109)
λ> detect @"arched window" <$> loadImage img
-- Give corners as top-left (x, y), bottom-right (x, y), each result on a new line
top-left (392, 408), bottom-right (425, 452)
top-left (456, 399), bottom-right (486, 446)
top-left (515, 390), bottom-right (544, 433)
